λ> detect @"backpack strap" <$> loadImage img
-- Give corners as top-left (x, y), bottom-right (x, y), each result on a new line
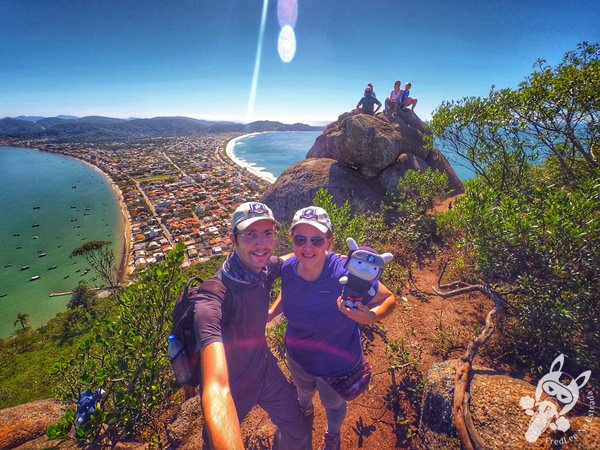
top-left (183, 276), bottom-right (204, 298)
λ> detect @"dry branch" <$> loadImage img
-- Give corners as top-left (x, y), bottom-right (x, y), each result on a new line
top-left (432, 263), bottom-right (506, 450)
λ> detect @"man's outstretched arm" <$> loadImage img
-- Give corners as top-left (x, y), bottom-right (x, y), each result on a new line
top-left (201, 341), bottom-right (243, 450)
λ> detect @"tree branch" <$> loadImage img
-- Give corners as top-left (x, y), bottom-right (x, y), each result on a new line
top-left (432, 263), bottom-right (506, 450)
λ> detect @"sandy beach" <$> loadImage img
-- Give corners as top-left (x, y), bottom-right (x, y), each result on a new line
top-left (225, 133), bottom-right (277, 184)
top-left (65, 156), bottom-right (132, 284)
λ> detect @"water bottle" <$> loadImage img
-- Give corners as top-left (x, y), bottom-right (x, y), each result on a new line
top-left (168, 334), bottom-right (192, 385)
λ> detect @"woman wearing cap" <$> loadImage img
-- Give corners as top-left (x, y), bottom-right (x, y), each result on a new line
top-left (268, 206), bottom-right (395, 450)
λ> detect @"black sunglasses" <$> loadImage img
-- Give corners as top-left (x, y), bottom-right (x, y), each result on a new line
top-left (292, 234), bottom-right (326, 248)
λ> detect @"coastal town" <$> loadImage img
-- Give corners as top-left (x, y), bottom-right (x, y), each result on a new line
top-left (0, 133), bottom-right (272, 277)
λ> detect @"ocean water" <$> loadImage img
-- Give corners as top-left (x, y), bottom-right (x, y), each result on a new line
top-left (229, 131), bottom-right (321, 180)
top-left (230, 131), bottom-right (474, 181)
top-left (0, 147), bottom-right (124, 338)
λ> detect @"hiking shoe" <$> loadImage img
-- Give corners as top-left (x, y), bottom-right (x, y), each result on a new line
top-left (319, 432), bottom-right (340, 450)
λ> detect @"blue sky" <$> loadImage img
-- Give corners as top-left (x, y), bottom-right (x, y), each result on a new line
top-left (1, 0), bottom-right (598, 125)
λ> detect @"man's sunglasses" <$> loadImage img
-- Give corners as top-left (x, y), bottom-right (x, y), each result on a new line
top-left (292, 234), bottom-right (326, 248)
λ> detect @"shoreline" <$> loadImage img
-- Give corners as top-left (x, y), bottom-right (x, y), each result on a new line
top-left (225, 132), bottom-right (277, 184)
top-left (64, 157), bottom-right (132, 285)
top-left (23, 148), bottom-right (132, 286)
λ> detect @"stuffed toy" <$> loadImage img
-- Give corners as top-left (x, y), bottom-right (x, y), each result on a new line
top-left (339, 237), bottom-right (393, 308)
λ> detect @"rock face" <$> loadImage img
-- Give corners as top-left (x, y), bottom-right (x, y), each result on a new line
top-left (418, 360), bottom-right (600, 450)
top-left (0, 399), bottom-right (69, 449)
top-left (263, 110), bottom-right (463, 221)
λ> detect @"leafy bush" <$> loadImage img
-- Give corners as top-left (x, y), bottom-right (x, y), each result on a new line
top-left (385, 168), bottom-right (450, 216)
top-left (313, 188), bottom-right (364, 253)
top-left (436, 168), bottom-right (600, 372)
top-left (432, 43), bottom-right (600, 376)
top-left (48, 245), bottom-right (187, 446)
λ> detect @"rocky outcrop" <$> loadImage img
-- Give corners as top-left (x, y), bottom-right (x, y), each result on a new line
top-left (263, 110), bottom-right (463, 221)
top-left (262, 158), bottom-right (384, 223)
top-left (418, 360), bottom-right (600, 450)
top-left (0, 399), bottom-right (69, 449)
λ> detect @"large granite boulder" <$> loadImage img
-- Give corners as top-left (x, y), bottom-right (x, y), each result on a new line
top-left (263, 158), bottom-right (384, 222)
top-left (263, 110), bottom-right (463, 220)
top-left (0, 399), bottom-right (69, 449)
top-left (418, 360), bottom-right (600, 450)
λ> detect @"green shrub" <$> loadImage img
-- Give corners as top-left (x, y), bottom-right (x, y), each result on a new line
top-left (48, 244), bottom-right (187, 446)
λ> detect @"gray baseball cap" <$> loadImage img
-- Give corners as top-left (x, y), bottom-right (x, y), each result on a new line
top-left (231, 202), bottom-right (279, 231)
top-left (290, 206), bottom-right (332, 234)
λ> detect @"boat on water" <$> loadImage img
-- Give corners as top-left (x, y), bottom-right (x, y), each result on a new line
top-left (12, 233), bottom-right (20, 237)
top-left (39, 253), bottom-right (47, 257)
top-left (32, 224), bottom-right (40, 227)
top-left (0, 293), bottom-right (8, 298)
top-left (48, 265), bottom-right (57, 270)
top-left (33, 206), bottom-right (40, 209)
top-left (21, 265), bottom-right (30, 270)
top-left (30, 275), bottom-right (41, 281)
top-left (32, 236), bottom-right (39, 239)
top-left (16, 246), bottom-right (23, 249)
top-left (4, 264), bottom-right (12, 268)
top-left (70, 205), bottom-right (76, 209)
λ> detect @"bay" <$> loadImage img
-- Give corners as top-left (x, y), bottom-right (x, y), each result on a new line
top-left (0, 147), bottom-right (124, 338)
top-left (228, 131), bottom-right (474, 182)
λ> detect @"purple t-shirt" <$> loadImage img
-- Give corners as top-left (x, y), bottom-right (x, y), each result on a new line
top-left (281, 253), bottom-right (377, 377)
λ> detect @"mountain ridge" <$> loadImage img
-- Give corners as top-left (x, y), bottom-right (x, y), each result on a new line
top-left (0, 115), bottom-right (323, 141)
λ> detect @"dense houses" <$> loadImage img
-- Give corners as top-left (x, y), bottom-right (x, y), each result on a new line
top-left (9, 134), bottom-right (269, 273)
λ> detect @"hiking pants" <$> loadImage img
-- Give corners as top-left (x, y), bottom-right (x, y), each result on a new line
top-left (232, 354), bottom-right (311, 450)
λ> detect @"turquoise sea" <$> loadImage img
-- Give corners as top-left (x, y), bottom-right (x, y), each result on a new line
top-left (230, 131), bottom-right (474, 181)
top-left (0, 147), bottom-right (124, 338)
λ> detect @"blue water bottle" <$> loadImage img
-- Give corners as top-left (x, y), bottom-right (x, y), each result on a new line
top-left (168, 334), bottom-right (192, 385)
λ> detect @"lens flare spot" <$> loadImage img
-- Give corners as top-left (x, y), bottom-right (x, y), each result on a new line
top-left (278, 25), bottom-right (296, 63)
top-left (277, 0), bottom-right (298, 27)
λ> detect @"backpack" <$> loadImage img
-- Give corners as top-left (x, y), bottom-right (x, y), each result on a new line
top-left (171, 276), bottom-right (227, 387)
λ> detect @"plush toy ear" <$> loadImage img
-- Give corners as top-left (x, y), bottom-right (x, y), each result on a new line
top-left (346, 237), bottom-right (359, 251)
top-left (380, 252), bottom-right (393, 263)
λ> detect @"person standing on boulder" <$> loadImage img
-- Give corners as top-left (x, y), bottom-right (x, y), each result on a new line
top-left (355, 85), bottom-right (382, 115)
top-left (194, 202), bottom-right (310, 450)
top-left (268, 206), bottom-right (396, 450)
top-left (385, 80), bottom-right (403, 116)
top-left (400, 82), bottom-right (418, 111)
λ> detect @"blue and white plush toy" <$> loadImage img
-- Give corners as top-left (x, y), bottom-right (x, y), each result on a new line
top-left (339, 237), bottom-right (393, 308)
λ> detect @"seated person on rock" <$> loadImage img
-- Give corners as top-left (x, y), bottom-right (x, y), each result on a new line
top-left (385, 80), bottom-right (403, 116)
top-left (400, 82), bottom-right (418, 111)
top-left (355, 86), bottom-right (382, 116)
top-left (366, 82), bottom-right (377, 98)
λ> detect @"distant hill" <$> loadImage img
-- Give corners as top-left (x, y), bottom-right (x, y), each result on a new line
top-left (14, 116), bottom-right (45, 122)
top-left (0, 115), bottom-right (323, 141)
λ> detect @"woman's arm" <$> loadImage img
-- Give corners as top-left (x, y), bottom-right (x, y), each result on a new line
top-left (337, 282), bottom-right (396, 325)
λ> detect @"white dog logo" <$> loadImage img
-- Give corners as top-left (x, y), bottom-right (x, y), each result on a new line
top-left (520, 354), bottom-right (591, 442)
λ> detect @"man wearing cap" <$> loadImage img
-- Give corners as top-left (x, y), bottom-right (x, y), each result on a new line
top-left (268, 206), bottom-right (396, 450)
top-left (355, 85), bottom-right (382, 116)
top-left (195, 202), bottom-right (310, 449)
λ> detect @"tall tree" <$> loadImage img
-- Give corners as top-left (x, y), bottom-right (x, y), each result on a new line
top-left (430, 42), bottom-right (598, 192)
